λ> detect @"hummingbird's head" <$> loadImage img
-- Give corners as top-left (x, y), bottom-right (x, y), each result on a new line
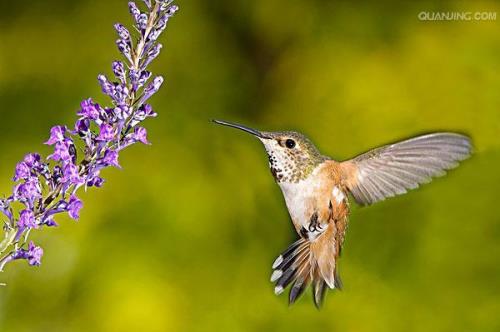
top-left (213, 120), bottom-right (327, 183)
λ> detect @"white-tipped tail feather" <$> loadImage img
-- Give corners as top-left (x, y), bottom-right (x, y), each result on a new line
top-left (270, 270), bottom-right (283, 282)
top-left (272, 255), bottom-right (283, 269)
top-left (271, 237), bottom-right (341, 307)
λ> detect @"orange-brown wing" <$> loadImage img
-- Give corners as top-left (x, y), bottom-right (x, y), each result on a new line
top-left (340, 133), bottom-right (472, 206)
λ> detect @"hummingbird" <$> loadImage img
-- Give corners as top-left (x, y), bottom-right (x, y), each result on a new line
top-left (213, 119), bottom-right (472, 308)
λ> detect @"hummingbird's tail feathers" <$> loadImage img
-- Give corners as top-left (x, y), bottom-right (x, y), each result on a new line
top-left (334, 268), bottom-right (343, 290)
top-left (289, 268), bottom-right (311, 305)
top-left (311, 257), bottom-right (342, 308)
top-left (310, 227), bottom-right (341, 288)
top-left (312, 271), bottom-right (327, 308)
top-left (305, 255), bottom-right (340, 308)
top-left (271, 236), bottom-right (341, 307)
top-left (271, 238), bottom-right (312, 303)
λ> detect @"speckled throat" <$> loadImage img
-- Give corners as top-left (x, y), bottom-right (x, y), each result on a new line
top-left (268, 148), bottom-right (328, 183)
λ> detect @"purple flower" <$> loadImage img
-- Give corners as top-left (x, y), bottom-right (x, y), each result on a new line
top-left (139, 76), bottom-right (164, 105)
top-left (114, 23), bottom-right (131, 42)
top-left (156, 2), bottom-right (179, 16)
top-left (129, 2), bottom-right (141, 22)
top-left (98, 75), bottom-right (130, 106)
top-left (148, 28), bottom-right (161, 42)
top-left (74, 118), bottom-right (90, 134)
top-left (0, 199), bottom-right (13, 221)
top-left (98, 123), bottom-right (116, 141)
top-left (137, 13), bottom-right (148, 30)
top-left (27, 242), bottom-right (43, 266)
top-left (10, 241), bottom-right (44, 266)
top-left (135, 104), bottom-right (157, 121)
top-left (116, 39), bottom-right (133, 63)
top-left (78, 98), bottom-right (101, 120)
top-left (158, 0), bottom-right (176, 12)
top-left (62, 163), bottom-right (84, 185)
top-left (67, 195), bottom-right (83, 220)
top-left (0, 0), bottom-right (178, 272)
top-left (24, 153), bottom-right (41, 167)
top-left (113, 84), bottom-right (129, 106)
top-left (115, 105), bottom-right (132, 120)
top-left (45, 126), bottom-right (66, 145)
top-left (14, 177), bottom-right (42, 203)
top-left (87, 175), bottom-right (105, 188)
top-left (167, 4), bottom-right (179, 15)
top-left (17, 209), bottom-right (38, 230)
top-left (129, 69), bottom-right (140, 88)
top-left (138, 71), bottom-right (151, 86)
top-left (44, 216), bottom-right (58, 227)
top-left (102, 149), bottom-right (120, 168)
top-left (112, 61), bottom-right (126, 83)
top-left (156, 12), bottom-right (170, 31)
top-left (133, 127), bottom-right (150, 144)
top-left (142, 43), bottom-right (162, 69)
top-left (98, 74), bottom-right (114, 97)
top-left (14, 162), bottom-right (31, 181)
top-left (48, 141), bottom-right (72, 163)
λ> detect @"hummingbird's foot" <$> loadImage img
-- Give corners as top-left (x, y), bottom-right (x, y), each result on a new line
top-left (308, 212), bottom-right (323, 233)
top-left (300, 212), bottom-right (326, 241)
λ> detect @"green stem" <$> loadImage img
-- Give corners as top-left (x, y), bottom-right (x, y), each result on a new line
top-left (0, 229), bottom-right (17, 271)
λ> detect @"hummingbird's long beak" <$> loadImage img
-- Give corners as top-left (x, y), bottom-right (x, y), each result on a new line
top-left (212, 119), bottom-right (270, 139)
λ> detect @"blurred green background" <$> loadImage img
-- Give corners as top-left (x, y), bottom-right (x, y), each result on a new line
top-left (0, 0), bottom-right (499, 331)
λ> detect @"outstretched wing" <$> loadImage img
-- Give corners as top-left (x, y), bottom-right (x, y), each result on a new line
top-left (340, 133), bottom-right (472, 206)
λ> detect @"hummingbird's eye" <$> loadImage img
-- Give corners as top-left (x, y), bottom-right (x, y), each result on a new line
top-left (285, 139), bottom-right (296, 149)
